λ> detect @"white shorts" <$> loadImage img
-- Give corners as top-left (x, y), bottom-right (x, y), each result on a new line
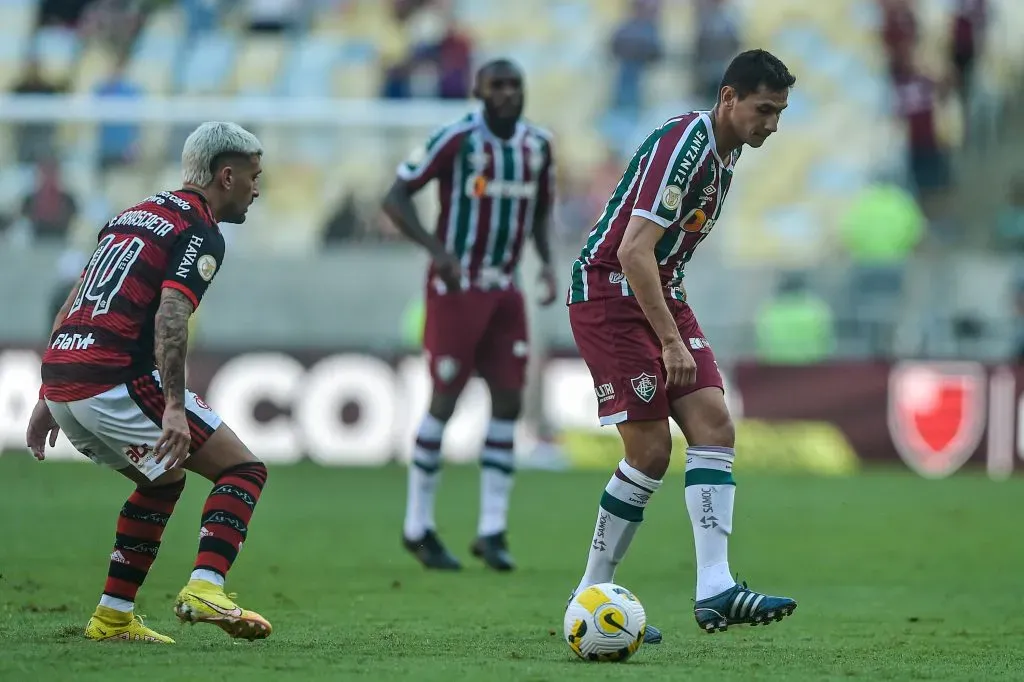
top-left (46, 371), bottom-right (222, 481)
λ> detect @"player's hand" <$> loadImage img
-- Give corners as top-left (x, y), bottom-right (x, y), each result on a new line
top-left (25, 399), bottom-right (60, 461)
top-left (154, 404), bottom-right (191, 470)
top-left (662, 338), bottom-right (697, 388)
top-left (538, 265), bottom-right (558, 306)
top-left (433, 251), bottom-right (463, 292)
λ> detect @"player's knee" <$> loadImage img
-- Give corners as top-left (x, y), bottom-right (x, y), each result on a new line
top-left (699, 408), bottom-right (735, 448)
top-left (490, 391), bottom-right (522, 421)
top-left (672, 389), bottom-right (735, 448)
top-left (630, 436), bottom-right (672, 480)
top-left (187, 424), bottom-right (261, 482)
top-left (429, 393), bottom-right (460, 422)
top-left (213, 458), bottom-right (267, 482)
top-left (619, 423), bottom-right (672, 480)
top-left (139, 471), bottom-right (186, 497)
top-left (237, 459), bottom-right (268, 480)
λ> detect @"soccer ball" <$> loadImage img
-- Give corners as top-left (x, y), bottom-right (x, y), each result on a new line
top-left (563, 582), bottom-right (647, 662)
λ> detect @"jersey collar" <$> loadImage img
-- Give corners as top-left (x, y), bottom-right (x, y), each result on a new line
top-left (699, 111), bottom-right (725, 166)
top-left (474, 109), bottom-right (525, 146)
top-left (176, 188), bottom-right (219, 226)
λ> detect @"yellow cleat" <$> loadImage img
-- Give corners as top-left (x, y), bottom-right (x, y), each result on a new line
top-left (173, 579), bottom-right (272, 641)
top-left (84, 605), bottom-right (175, 643)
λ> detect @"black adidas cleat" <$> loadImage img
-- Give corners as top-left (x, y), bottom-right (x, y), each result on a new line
top-left (694, 581), bottom-right (797, 633)
top-left (402, 530), bottom-right (462, 570)
top-left (470, 532), bottom-right (516, 572)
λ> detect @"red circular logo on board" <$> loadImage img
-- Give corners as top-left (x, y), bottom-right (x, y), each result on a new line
top-left (194, 396), bottom-right (211, 410)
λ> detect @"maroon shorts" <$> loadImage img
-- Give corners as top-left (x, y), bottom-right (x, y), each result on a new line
top-left (423, 287), bottom-right (529, 393)
top-left (568, 296), bottom-right (723, 425)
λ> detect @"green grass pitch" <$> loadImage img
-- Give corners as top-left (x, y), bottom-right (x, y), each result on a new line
top-left (2, 455), bottom-right (1023, 680)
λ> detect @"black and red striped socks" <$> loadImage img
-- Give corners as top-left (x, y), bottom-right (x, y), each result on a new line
top-left (100, 478), bottom-right (186, 612)
top-left (97, 462), bottom-right (268, 608)
top-left (191, 462), bottom-right (268, 585)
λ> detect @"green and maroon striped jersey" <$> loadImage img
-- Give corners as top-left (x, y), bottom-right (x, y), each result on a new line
top-left (567, 112), bottom-right (740, 304)
top-left (397, 111), bottom-right (554, 293)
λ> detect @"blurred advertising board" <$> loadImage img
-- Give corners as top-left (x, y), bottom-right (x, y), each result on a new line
top-left (0, 348), bottom-right (1017, 479)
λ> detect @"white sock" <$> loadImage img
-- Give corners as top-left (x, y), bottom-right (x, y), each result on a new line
top-left (190, 568), bottom-right (225, 587)
top-left (684, 446), bottom-right (738, 601)
top-left (576, 459), bottom-right (662, 594)
top-left (479, 418), bottom-right (516, 537)
top-left (403, 413), bottom-right (445, 540)
top-left (98, 595), bottom-right (134, 613)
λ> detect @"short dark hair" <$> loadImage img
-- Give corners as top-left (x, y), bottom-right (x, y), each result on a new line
top-left (720, 49), bottom-right (796, 100)
top-left (476, 58), bottom-right (521, 81)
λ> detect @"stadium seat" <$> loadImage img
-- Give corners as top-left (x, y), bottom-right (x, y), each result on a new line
top-left (278, 38), bottom-right (339, 98)
top-left (0, 0), bottom-right (32, 88)
top-left (175, 34), bottom-right (237, 94)
top-left (0, 35), bottom-right (27, 92)
top-left (231, 35), bottom-right (287, 95)
top-left (0, 0), bottom-right (33, 32)
top-left (32, 27), bottom-right (80, 85)
top-left (2, 0), bottom-right (1021, 259)
top-left (0, 164), bottom-right (33, 214)
top-left (343, 0), bottom-right (393, 39)
top-left (103, 167), bottom-right (150, 215)
top-left (262, 163), bottom-right (324, 216)
top-left (128, 20), bottom-right (182, 95)
top-left (72, 47), bottom-right (118, 95)
top-left (145, 5), bottom-right (183, 37)
top-left (333, 62), bottom-right (380, 99)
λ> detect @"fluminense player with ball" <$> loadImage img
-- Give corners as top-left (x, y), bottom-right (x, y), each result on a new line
top-left (565, 50), bottom-right (799, 643)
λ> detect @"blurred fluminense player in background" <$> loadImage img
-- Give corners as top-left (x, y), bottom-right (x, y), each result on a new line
top-left (383, 59), bottom-right (557, 572)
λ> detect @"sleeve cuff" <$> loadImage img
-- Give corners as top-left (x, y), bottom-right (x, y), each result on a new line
top-left (162, 280), bottom-right (199, 308)
top-left (395, 170), bottom-right (425, 193)
top-left (631, 209), bottom-right (673, 229)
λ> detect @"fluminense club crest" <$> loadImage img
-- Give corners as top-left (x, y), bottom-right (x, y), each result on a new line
top-left (630, 373), bottom-right (658, 404)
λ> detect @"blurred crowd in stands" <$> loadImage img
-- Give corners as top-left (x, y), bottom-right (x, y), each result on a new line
top-left (4, 0), bottom-right (1024, 362)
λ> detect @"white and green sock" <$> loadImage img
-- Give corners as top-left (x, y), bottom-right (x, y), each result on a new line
top-left (479, 418), bottom-right (516, 537)
top-left (403, 413), bottom-right (446, 541)
top-left (576, 459), bottom-right (662, 594)
top-left (684, 446), bottom-right (737, 601)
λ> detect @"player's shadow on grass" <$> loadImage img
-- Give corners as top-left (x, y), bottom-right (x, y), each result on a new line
top-left (557, 656), bottom-right (656, 666)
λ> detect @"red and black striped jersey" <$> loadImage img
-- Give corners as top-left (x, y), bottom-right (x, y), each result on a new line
top-left (41, 189), bottom-right (225, 402)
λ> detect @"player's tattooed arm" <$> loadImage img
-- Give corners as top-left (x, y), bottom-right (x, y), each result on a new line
top-left (382, 179), bottom-right (447, 258)
top-left (154, 288), bottom-right (195, 407)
